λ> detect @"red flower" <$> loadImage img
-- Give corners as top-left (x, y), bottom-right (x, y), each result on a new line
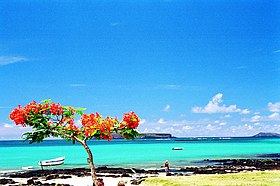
top-left (24, 101), bottom-right (39, 114)
top-left (64, 123), bottom-right (81, 134)
top-left (50, 103), bottom-right (63, 115)
top-left (10, 105), bottom-right (27, 126)
top-left (23, 101), bottom-right (50, 114)
top-left (81, 113), bottom-right (116, 141)
top-left (122, 112), bottom-right (140, 129)
top-left (62, 117), bottom-right (75, 125)
top-left (68, 107), bottom-right (76, 115)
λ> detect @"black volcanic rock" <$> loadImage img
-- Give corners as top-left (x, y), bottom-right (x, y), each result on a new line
top-left (2, 159), bottom-right (280, 185)
top-left (252, 132), bottom-right (280, 138)
top-left (256, 153), bottom-right (280, 158)
top-left (0, 178), bottom-right (16, 185)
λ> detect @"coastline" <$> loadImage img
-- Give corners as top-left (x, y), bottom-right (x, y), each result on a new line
top-left (1, 158), bottom-right (280, 185)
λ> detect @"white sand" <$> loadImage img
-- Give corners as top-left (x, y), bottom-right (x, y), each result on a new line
top-left (1, 175), bottom-right (139, 186)
top-left (47, 176), bottom-right (133, 186)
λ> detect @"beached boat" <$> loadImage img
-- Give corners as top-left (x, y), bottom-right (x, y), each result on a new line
top-left (22, 166), bottom-right (34, 170)
top-left (172, 147), bottom-right (184, 150)
top-left (38, 156), bottom-right (65, 166)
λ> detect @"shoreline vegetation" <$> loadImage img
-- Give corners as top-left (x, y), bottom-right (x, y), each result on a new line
top-left (1, 157), bottom-right (280, 185)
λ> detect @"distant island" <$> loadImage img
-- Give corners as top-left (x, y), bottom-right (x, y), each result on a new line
top-left (112, 132), bottom-right (280, 139)
top-left (112, 133), bottom-right (174, 139)
top-left (252, 132), bottom-right (280, 138)
top-left (139, 133), bottom-right (174, 139)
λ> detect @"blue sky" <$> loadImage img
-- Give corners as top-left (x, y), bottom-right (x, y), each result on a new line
top-left (0, 0), bottom-right (279, 139)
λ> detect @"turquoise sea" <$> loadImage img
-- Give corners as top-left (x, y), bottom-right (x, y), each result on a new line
top-left (1, 137), bottom-right (280, 172)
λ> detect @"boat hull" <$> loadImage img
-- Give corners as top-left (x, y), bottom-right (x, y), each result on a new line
top-left (38, 156), bottom-right (65, 166)
top-left (172, 147), bottom-right (184, 150)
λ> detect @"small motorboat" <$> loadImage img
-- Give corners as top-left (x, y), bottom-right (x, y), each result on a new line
top-left (172, 147), bottom-right (184, 150)
top-left (22, 166), bottom-right (34, 170)
top-left (38, 156), bottom-right (65, 167)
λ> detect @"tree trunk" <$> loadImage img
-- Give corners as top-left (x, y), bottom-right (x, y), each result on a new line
top-left (75, 137), bottom-right (99, 186)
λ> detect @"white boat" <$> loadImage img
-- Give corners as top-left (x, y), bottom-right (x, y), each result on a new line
top-left (172, 147), bottom-right (184, 150)
top-left (38, 156), bottom-right (65, 166)
top-left (22, 166), bottom-right (34, 170)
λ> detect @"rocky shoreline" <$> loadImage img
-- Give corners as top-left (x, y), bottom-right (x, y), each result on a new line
top-left (1, 158), bottom-right (280, 185)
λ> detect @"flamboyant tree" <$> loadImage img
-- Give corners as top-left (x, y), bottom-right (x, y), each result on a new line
top-left (9, 100), bottom-right (140, 186)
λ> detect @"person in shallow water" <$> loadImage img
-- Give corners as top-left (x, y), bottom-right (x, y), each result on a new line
top-left (164, 160), bottom-right (170, 176)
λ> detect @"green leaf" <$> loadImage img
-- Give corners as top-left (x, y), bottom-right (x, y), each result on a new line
top-left (76, 108), bottom-right (86, 116)
top-left (41, 99), bottom-right (52, 104)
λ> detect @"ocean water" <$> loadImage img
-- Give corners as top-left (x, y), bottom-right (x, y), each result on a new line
top-left (0, 137), bottom-right (280, 171)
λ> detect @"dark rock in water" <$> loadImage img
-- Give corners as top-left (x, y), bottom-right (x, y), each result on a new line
top-left (59, 175), bottom-right (72, 179)
top-left (121, 173), bottom-right (131, 177)
top-left (26, 178), bottom-right (42, 185)
top-left (96, 166), bottom-right (134, 174)
top-left (182, 158), bottom-right (280, 174)
top-left (256, 153), bottom-right (280, 158)
top-left (27, 178), bottom-right (35, 185)
top-left (45, 174), bottom-right (60, 180)
top-left (44, 174), bottom-right (72, 180)
top-left (0, 178), bottom-right (16, 185)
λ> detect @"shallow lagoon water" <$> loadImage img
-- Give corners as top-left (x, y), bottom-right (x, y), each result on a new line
top-left (1, 137), bottom-right (280, 171)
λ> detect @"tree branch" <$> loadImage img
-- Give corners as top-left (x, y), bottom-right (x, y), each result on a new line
top-left (49, 129), bottom-right (74, 140)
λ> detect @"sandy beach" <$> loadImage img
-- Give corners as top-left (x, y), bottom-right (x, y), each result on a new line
top-left (1, 175), bottom-right (136, 186)
top-left (0, 172), bottom-right (162, 185)
top-left (2, 169), bottom-right (280, 186)
top-left (1, 158), bottom-right (280, 185)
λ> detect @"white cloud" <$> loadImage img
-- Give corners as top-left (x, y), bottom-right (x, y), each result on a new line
top-left (182, 125), bottom-right (192, 130)
top-left (248, 113), bottom-right (280, 122)
top-left (268, 113), bottom-right (280, 121)
top-left (0, 56), bottom-right (27, 66)
top-left (137, 116), bottom-right (280, 137)
top-left (157, 84), bottom-right (181, 90)
top-left (250, 115), bottom-right (261, 122)
top-left (157, 118), bottom-right (167, 124)
top-left (219, 122), bottom-right (227, 126)
top-left (155, 127), bottom-right (161, 130)
top-left (163, 105), bottom-right (170, 112)
top-left (240, 109), bottom-right (250, 114)
top-left (139, 119), bottom-right (146, 124)
top-left (138, 104), bottom-right (280, 137)
top-left (3, 124), bottom-right (13, 128)
top-left (268, 102), bottom-right (280, 112)
top-left (214, 120), bottom-right (226, 126)
top-left (244, 124), bottom-right (253, 130)
top-left (192, 93), bottom-right (248, 114)
top-left (212, 93), bottom-right (223, 104)
top-left (206, 124), bottom-right (220, 131)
